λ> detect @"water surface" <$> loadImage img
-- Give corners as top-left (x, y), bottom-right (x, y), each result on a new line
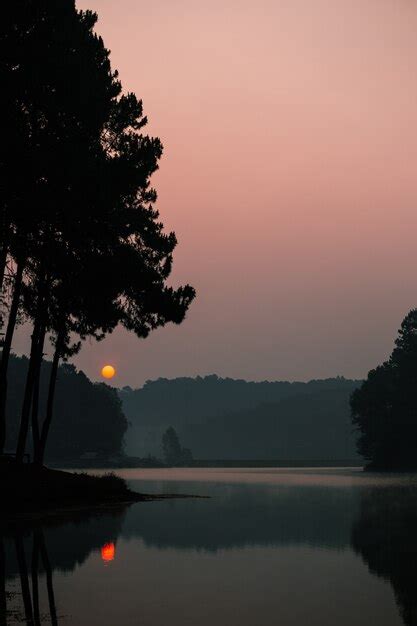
top-left (3, 468), bottom-right (417, 625)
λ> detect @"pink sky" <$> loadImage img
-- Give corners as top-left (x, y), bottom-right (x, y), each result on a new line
top-left (16, 0), bottom-right (417, 386)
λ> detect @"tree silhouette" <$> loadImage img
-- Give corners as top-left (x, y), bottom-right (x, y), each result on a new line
top-left (351, 309), bottom-right (417, 469)
top-left (162, 427), bottom-right (193, 466)
top-left (0, 1), bottom-right (120, 453)
top-left (0, 2), bottom-right (195, 461)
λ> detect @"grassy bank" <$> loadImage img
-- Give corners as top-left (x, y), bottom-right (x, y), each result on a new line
top-left (1, 458), bottom-right (207, 520)
top-left (1, 458), bottom-right (147, 517)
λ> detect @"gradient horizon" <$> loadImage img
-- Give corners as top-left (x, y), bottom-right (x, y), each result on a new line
top-left (13, 0), bottom-right (417, 387)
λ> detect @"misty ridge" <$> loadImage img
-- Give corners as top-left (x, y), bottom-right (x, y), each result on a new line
top-left (5, 360), bottom-right (362, 462)
top-left (120, 375), bottom-right (362, 460)
top-left (5, 355), bottom-right (127, 462)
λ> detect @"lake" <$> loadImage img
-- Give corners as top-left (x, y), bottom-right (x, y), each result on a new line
top-left (3, 467), bottom-right (417, 626)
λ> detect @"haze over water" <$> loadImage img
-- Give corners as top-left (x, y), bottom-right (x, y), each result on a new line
top-left (5, 468), bottom-right (417, 625)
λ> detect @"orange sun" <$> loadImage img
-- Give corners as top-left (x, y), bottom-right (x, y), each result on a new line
top-left (101, 364), bottom-right (116, 379)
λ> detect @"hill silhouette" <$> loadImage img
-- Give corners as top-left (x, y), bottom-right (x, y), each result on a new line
top-left (120, 375), bottom-right (361, 460)
top-left (6, 355), bottom-right (127, 462)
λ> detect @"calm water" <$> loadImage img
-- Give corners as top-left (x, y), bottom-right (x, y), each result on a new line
top-left (3, 467), bottom-right (417, 626)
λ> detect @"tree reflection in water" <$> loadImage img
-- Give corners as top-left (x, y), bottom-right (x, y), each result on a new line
top-left (4, 482), bottom-right (417, 625)
top-left (352, 486), bottom-right (417, 626)
top-left (1, 506), bottom-right (126, 624)
top-left (10, 526), bottom-right (62, 625)
top-left (0, 538), bottom-right (6, 626)
top-left (101, 542), bottom-right (116, 563)
top-left (14, 531), bottom-right (34, 624)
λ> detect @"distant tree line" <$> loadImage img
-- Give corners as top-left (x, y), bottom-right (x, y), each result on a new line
top-left (6, 354), bottom-right (127, 461)
top-left (121, 376), bottom-right (361, 460)
top-left (0, 2), bottom-right (194, 465)
top-left (120, 375), bottom-right (359, 428)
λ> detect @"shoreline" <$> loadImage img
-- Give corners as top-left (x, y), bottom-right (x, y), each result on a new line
top-left (2, 493), bottom-right (208, 526)
top-left (1, 461), bottom-right (206, 523)
top-left (52, 458), bottom-right (363, 470)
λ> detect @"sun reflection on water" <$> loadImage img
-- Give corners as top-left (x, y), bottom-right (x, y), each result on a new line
top-left (101, 542), bottom-right (115, 563)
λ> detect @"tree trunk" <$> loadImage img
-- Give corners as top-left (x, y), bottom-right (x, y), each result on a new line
top-left (0, 247), bottom-right (7, 303)
top-left (31, 532), bottom-right (41, 626)
top-left (14, 533), bottom-right (34, 624)
top-left (31, 320), bottom-right (47, 467)
top-left (39, 531), bottom-right (57, 626)
top-left (0, 212), bottom-right (9, 298)
top-left (38, 327), bottom-right (64, 467)
top-left (16, 272), bottom-right (48, 463)
top-left (16, 317), bottom-right (46, 463)
top-left (31, 370), bottom-right (41, 465)
top-left (0, 260), bottom-right (24, 454)
top-left (15, 319), bottom-right (40, 462)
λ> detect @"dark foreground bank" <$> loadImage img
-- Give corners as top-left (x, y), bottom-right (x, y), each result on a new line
top-left (1, 458), bottom-right (202, 519)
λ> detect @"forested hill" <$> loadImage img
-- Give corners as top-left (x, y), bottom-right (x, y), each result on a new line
top-left (6, 355), bottom-right (127, 462)
top-left (120, 375), bottom-right (362, 459)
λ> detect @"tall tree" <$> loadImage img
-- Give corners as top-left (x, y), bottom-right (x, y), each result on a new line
top-left (0, 1), bottom-right (119, 453)
top-left (351, 309), bottom-right (417, 469)
top-left (0, 2), bottom-right (195, 462)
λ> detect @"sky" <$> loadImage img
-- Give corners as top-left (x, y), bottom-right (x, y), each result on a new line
top-left (15, 0), bottom-right (417, 387)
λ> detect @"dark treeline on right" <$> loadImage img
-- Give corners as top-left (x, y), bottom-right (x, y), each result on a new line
top-left (351, 310), bottom-right (417, 470)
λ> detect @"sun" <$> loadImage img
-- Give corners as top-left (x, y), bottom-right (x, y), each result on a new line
top-left (101, 364), bottom-right (116, 379)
